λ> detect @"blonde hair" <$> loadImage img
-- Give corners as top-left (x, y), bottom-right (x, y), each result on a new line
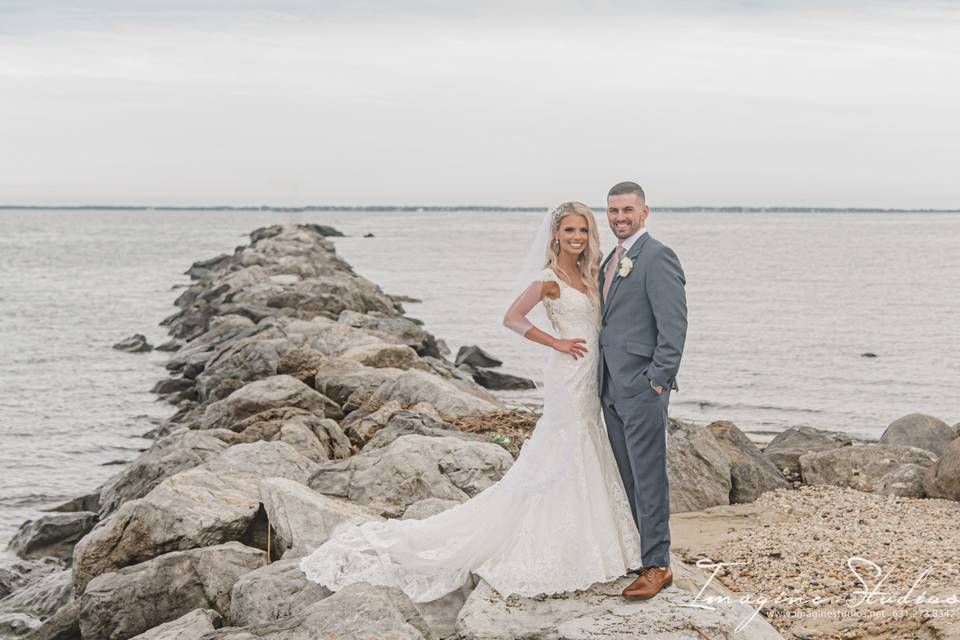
top-left (545, 201), bottom-right (603, 313)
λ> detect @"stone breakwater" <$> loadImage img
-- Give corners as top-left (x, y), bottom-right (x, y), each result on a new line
top-left (0, 223), bottom-right (955, 640)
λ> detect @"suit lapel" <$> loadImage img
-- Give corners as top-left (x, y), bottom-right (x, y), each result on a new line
top-left (602, 232), bottom-right (652, 321)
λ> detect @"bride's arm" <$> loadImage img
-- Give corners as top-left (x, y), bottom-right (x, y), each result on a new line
top-left (502, 280), bottom-right (588, 359)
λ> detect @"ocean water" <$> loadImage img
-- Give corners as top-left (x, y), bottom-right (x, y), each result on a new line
top-left (0, 208), bottom-right (957, 546)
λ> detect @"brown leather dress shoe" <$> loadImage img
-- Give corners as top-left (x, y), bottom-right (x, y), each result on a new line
top-left (622, 566), bottom-right (673, 599)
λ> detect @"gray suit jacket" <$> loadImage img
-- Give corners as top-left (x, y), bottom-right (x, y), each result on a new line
top-left (597, 232), bottom-right (688, 399)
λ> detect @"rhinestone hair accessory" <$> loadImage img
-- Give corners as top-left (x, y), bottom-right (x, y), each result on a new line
top-left (550, 205), bottom-right (565, 228)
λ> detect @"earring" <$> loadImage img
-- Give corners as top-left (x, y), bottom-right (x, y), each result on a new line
top-left (552, 239), bottom-right (560, 254)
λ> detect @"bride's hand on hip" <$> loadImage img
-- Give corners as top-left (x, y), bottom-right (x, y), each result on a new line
top-left (552, 338), bottom-right (588, 359)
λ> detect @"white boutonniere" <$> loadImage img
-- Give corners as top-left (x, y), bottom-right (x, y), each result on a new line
top-left (617, 256), bottom-right (634, 278)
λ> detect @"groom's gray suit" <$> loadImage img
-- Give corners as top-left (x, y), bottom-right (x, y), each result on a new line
top-left (598, 230), bottom-right (687, 569)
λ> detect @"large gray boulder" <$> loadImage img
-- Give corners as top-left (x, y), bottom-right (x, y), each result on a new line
top-left (310, 359), bottom-right (404, 414)
top-left (257, 478), bottom-right (383, 558)
top-left (401, 498), bottom-right (462, 521)
top-left (0, 568), bottom-right (73, 622)
top-left (341, 400), bottom-right (406, 448)
top-left (128, 609), bottom-right (222, 640)
top-left (879, 413), bottom-right (956, 456)
top-left (308, 434), bottom-right (513, 517)
top-left (78, 543), bottom-right (264, 640)
top-left (454, 561), bottom-right (784, 640)
top-left (194, 336), bottom-right (301, 402)
top-left (666, 420), bottom-right (732, 512)
top-left (761, 425), bottom-right (854, 475)
top-left (800, 444), bottom-right (937, 497)
top-left (338, 310), bottom-right (441, 358)
top-left (7, 512), bottom-right (98, 561)
top-left (361, 411), bottom-right (476, 452)
top-left (360, 369), bottom-right (499, 418)
top-left (923, 438), bottom-right (960, 500)
top-left (201, 376), bottom-right (341, 430)
top-left (227, 407), bottom-right (352, 463)
top-left (707, 420), bottom-right (789, 503)
top-left (227, 558), bottom-right (330, 628)
top-left (16, 599), bottom-right (79, 640)
top-left (340, 342), bottom-right (420, 370)
top-left (205, 582), bottom-right (432, 640)
top-left (98, 428), bottom-right (234, 516)
top-left (73, 442), bottom-right (316, 593)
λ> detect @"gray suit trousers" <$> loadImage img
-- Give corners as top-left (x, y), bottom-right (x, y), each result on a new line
top-left (600, 361), bottom-right (671, 568)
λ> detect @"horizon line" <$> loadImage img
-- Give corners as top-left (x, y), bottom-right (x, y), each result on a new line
top-left (2, 204), bottom-right (960, 213)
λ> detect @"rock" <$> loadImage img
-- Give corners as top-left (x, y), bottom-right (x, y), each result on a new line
top-left (128, 609), bottom-right (222, 640)
top-left (201, 375), bottom-right (342, 430)
top-left (202, 440), bottom-right (318, 480)
top-left (78, 543), bottom-right (264, 640)
top-left (73, 442), bottom-right (316, 593)
top-left (923, 438), bottom-right (960, 500)
top-left (362, 411), bottom-right (476, 452)
top-left (861, 352), bottom-right (878, 358)
top-left (185, 252), bottom-right (233, 280)
top-left (401, 498), bottom-right (462, 520)
top-left (455, 345), bottom-right (503, 369)
top-left (275, 349), bottom-right (327, 385)
top-left (666, 420), bottom-right (732, 512)
top-left (309, 434), bottom-right (513, 517)
top-left (342, 400), bottom-right (405, 448)
top-left (98, 428), bottom-right (234, 516)
top-left (227, 408), bottom-right (352, 463)
top-left (454, 560), bottom-right (784, 640)
top-left (706, 421), bottom-right (789, 503)
top-left (338, 310), bottom-right (441, 358)
top-left (416, 580), bottom-right (476, 640)
top-left (340, 343), bottom-right (420, 370)
top-left (0, 568), bottom-right (73, 621)
top-left (193, 333), bottom-right (301, 401)
top-left (0, 558), bottom-right (63, 600)
top-left (18, 599), bottom-right (79, 640)
top-left (46, 491), bottom-right (100, 515)
top-left (468, 367), bottom-right (536, 391)
top-left (205, 582), bottom-right (432, 640)
top-left (800, 444), bottom-right (937, 496)
top-left (155, 339), bottom-right (184, 353)
top-left (113, 334), bottom-right (152, 353)
top-left (0, 612), bottom-right (36, 636)
top-left (310, 358), bottom-right (404, 413)
top-left (762, 426), bottom-right (854, 475)
top-left (258, 478), bottom-right (383, 558)
top-left (360, 369), bottom-right (499, 419)
top-left (878, 413), bottom-right (956, 456)
top-left (7, 513), bottom-right (98, 561)
top-left (228, 558), bottom-right (330, 627)
top-left (151, 377), bottom-right (195, 396)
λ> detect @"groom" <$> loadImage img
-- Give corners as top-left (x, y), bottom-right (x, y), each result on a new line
top-left (598, 181), bottom-right (687, 600)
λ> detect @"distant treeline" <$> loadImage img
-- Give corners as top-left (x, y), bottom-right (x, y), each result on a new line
top-left (2, 205), bottom-right (958, 213)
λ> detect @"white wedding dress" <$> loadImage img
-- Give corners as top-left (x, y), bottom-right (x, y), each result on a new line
top-left (298, 268), bottom-right (642, 603)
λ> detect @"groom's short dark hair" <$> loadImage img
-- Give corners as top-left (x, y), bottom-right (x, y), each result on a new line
top-left (608, 181), bottom-right (646, 205)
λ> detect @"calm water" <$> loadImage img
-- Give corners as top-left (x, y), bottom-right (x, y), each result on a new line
top-left (1, 209), bottom-right (958, 546)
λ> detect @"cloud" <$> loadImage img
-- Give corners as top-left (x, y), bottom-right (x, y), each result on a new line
top-left (0, 1), bottom-right (957, 207)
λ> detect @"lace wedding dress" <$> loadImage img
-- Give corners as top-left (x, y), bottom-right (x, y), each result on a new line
top-left (298, 268), bottom-right (642, 603)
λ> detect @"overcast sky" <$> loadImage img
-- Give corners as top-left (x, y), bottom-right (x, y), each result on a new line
top-left (1, 1), bottom-right (958, 208)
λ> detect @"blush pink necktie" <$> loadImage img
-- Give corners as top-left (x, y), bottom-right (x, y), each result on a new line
top-left (603, 243), bottom-right (625, 302)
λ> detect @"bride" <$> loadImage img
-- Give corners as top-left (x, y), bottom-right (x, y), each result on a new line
top-left (298, 202), bottom-right (642, 603)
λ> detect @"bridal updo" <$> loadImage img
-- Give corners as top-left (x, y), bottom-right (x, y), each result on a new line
top-left (546, 201), bottom-right (603, 314)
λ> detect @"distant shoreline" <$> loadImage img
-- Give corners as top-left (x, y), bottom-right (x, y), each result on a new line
top-left (2, 205), bottom-right (959, 213)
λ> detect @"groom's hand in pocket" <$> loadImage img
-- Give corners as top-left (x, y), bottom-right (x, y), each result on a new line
top-left (551, 338), bottom-right (588, 359)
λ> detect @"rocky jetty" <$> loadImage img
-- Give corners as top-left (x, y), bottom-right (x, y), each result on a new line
top-left (2, 223), bottom-right (956, 639)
